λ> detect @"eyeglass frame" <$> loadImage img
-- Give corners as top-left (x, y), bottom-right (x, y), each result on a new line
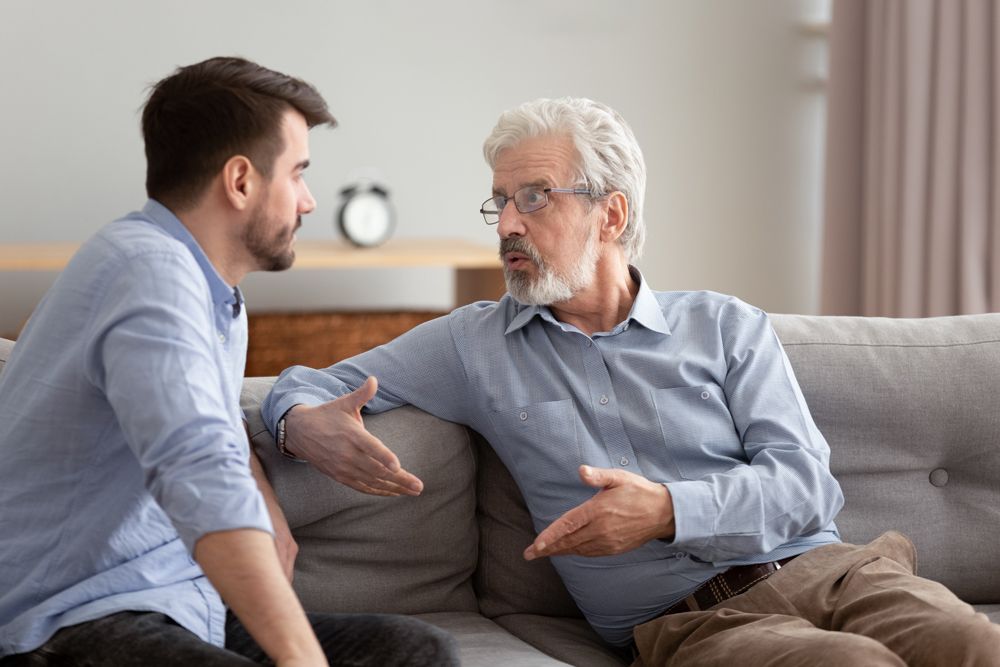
top-left (479, 186), bottom-right (603, 225)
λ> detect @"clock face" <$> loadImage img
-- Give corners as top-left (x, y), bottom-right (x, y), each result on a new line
top-left (339, 190), bottom-right (394, 247)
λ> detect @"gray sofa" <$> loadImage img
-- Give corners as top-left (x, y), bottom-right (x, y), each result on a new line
top-left (2, 312), bottom-right (999, 666)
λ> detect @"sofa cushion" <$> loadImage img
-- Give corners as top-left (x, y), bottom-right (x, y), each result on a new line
top-left (472, 433), bottom-right (583, 619)
top-left (493, 614), bottom-right (627, 666)
top-left (772, 313), bottom-right (1000, 603)
top-left (416, 611), bottom-right (578, 667)
top-left (241, 376), bottom-right (480, 615)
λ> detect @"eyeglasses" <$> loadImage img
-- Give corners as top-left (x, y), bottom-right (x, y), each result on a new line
top-left (479, 186), bottom-right (599, 225)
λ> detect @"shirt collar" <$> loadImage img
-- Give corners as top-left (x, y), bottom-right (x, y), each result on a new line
top-left (627, 266), bottom-right (671, 335)
top-left (504, 266), bottom-right (671, 336)
top-left (141, 199), bottom-right (242, 314)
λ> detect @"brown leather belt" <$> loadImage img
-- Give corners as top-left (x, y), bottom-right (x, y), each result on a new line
top-left (664, 555), bottom-right (798, 615)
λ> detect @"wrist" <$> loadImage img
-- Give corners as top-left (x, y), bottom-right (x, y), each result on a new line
top-left (276, 406), bottom-right (307, 463)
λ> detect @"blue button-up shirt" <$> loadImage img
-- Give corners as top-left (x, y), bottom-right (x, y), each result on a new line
top-left (0, 200), bottom-right (272, 656)
top-left (263, 270), bottom-right (843, 646)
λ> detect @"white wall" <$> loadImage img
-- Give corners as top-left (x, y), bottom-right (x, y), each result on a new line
top-left (0, 0), bottom-right (828, 334)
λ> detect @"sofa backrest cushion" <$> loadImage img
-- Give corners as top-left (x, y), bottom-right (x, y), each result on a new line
top-left (772, 313), bottom-right (1000, 603)
top-left (472, 432), bottom-right (583, 619)
top-left (241, 377), bottom-right (480, 615)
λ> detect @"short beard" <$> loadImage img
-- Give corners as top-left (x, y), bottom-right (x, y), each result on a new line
top-left (500, 228), bottom-right (599, 305)
top-left (244, 205), bottom-right (298, 272)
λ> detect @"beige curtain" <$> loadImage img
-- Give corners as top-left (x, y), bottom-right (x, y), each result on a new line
top-left (822, 0), bottom-right (1000, 316)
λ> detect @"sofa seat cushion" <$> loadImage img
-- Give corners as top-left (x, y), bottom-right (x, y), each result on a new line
top-left (494, 614), bottom-right (627, 666)
top-left (772, 314), bottom-right (1000, 604)
top-left (416, 612), bottom-right (580, 667)
top-left (242, 377), bottom-right (480, 615)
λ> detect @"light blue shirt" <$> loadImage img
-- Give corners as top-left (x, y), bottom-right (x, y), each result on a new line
top-left (0, 200), bottom-right (272, 656)
top-left (263, 269), bottom-right (843, 646)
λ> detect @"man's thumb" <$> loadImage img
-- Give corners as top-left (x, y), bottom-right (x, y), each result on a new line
top-left (343, 376), bottom-right (378, 411)
top-left (579, 465), bottom-right (615, 488)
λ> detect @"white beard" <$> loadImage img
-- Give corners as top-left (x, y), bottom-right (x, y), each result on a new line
top-left (503, 225), bottom-right (600, 306)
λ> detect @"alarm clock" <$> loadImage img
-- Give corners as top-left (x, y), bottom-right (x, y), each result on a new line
top-left (336, 182), bottom-right (395, 247)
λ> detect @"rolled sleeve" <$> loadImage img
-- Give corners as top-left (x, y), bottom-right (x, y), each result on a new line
top-left (85, 251), bottom-right (272, 552)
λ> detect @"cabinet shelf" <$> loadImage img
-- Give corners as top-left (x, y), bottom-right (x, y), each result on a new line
top-left (0, 238), bottom-right (506, 306)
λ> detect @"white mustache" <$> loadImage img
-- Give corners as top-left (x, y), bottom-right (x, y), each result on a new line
top-left (499, 237), bottom-right (542, 265)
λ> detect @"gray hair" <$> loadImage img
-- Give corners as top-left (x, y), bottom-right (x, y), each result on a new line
top-left (482, 97), bottom-right (646, 262)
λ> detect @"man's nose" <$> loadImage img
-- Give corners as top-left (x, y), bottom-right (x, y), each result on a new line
top-left (496, 201), bottom-right (526, 239)
top-left (299, 182), bottom-right (317, 214)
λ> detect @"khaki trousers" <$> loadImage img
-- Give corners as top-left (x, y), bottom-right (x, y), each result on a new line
top-left (632, 531), bottom-right (1000, 666)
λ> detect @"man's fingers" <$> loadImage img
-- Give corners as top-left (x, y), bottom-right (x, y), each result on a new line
top-left (350, 479), bottom-right (403, 497)
top-left (341, 432), bottom-right (426, 494)
top-left (337, 437), bottom-right (424, 496)
top-left (348, 465), bottom-right (424, 496)
top-left (345, 468), bottom-right (426, 497)
top-left (524, 506), bottom-right (590, 560)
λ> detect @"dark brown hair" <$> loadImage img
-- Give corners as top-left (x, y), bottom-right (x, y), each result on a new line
top-left (142, 56), bottom-right (336, 209)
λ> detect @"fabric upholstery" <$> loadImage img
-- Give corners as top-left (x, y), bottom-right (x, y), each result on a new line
top-left (493, 615), bottom-right (627, 666)
top-left (413, 612), bottom-right (574, 667)
top-left (241, 377), bottom-right (480, 616)
top-left (472, 433), bottom-right (581, 619)
top-left (772, 313), bottom-right (1000, 603)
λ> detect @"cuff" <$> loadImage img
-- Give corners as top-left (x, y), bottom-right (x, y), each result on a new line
top-left (665, 480), bottom-right (717, 551)
top-left (265, 392), bottom-right (325, 436)
top-left (172, 474), bottom-right (274, 554)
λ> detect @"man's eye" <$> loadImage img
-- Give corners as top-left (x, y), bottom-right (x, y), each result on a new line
top-left (522, 190), bottom-right (545, 206)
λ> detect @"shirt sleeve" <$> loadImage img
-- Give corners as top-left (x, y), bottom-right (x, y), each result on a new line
top-left (262, 312), bottom-right (470, 433)
top-left (83, 250), bottom-right (272, 553)
top-left (666, 300), bottom-right (844, 562)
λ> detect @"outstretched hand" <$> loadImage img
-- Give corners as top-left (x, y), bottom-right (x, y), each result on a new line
top-left (523, 465), bottom-right (675, 560)
top-left (283, 377), bottom-right (424, 497)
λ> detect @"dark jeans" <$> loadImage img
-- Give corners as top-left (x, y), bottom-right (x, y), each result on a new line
top-left (0, 610), bottom-right (458, 666)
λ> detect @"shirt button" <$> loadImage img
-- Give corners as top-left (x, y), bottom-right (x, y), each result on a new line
top-left (586, 340), bottom-right (593, 347)
top-left (519, 411), bottom-right (528, 421)
top-left (600, 395), bottom-right (609, 405)
top-left (675, 552), bottom-right (686, 560)
top-left (620, 456), bottom-right (629, 466)
top-left (700, 391), bottom-right (710, 400)
top-left (218, 332), bottom-right (226, 343)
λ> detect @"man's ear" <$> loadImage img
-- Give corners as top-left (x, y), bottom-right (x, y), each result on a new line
top-left (600, 192), bottom-right (629, 243)
top-left (222, 155), bottom-right (256, 211)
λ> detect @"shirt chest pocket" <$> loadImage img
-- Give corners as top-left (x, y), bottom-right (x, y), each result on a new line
top-left (651, 385), bottom-right (747, 481)
top-left (489, 398), bottom-right (589, 519)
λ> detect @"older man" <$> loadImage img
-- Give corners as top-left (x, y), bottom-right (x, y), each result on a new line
top-left (263, 98), bottom-right (1000, 665)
